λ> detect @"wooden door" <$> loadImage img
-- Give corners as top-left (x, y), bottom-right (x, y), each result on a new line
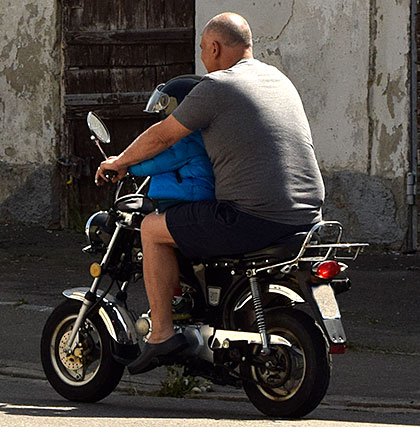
top-left (60, 0), bottom-right (195, 227)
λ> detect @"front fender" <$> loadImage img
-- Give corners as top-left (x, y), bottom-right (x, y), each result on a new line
top-left (62, 287), bottom-right (138, 346)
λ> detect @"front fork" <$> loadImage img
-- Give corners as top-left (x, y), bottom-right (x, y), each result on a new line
top-left (64, 222), bottom-right (123, 353)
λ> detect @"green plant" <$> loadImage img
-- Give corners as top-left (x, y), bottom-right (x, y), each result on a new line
top-left (157, 365), bottom-right (200, 398)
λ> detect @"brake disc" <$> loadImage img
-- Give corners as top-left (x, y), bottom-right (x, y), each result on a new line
top-left (58, 330), bottom-right (84, 370)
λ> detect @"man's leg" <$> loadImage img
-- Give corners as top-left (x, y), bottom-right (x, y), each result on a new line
top-left (140, 212), bottom-right (178, 343)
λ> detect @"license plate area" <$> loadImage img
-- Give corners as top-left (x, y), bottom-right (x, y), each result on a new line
top-left (311, 284), bottom-right (341, 320)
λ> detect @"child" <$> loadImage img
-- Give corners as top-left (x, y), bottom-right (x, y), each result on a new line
top-left (129, 75), bottom-right (215, 211)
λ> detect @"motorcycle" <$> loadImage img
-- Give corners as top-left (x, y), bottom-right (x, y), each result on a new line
top-left (41, 112), bottom-right (368, 418)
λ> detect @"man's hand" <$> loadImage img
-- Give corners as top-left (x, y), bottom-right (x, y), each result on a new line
top-left (94, 156), bottom-right (127, 186)
top-left (94, 115), bottom-right (192, 186)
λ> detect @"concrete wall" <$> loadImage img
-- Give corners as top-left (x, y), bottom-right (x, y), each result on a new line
top-left (0, 1), bottom-right (61, 225)
top-left (196, 0), bottom-right (411, 248)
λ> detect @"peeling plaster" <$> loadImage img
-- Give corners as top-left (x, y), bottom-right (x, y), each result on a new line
top-left (0, 1), bottom-right (60, 165)
top-left (4, 41), bottom-right (50, 99)
top-left (0, 1), bottom-right (61, 225)
top-left (369, 0), bottom-right (410, 179)
top-left (25, 3), bottom-right (39, 19)
top-left (384, 74), bottom-right (404, 120)
top-left (377, 124), bottom-right (406, 175)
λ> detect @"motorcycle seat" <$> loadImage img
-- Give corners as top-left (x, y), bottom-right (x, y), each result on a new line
top-left (204, 232), bottom-right (309, 269)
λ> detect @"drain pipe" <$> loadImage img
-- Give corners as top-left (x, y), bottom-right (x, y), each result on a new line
top-left (408, 0), bottom-right (418, 252)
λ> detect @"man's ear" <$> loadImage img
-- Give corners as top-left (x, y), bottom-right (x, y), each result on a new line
top-left (212, 40), bottom-right (221, 58)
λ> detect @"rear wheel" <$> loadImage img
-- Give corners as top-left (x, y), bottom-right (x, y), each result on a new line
top-left (40, 299), bottom-right (125, 402)
top-left (240, 309), bottom-right (330, 418)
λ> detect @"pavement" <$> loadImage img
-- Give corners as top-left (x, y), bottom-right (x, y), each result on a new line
top-left (0, 223), bottom-right (419, 411)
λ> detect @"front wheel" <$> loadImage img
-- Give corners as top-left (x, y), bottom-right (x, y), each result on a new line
top-left (40, 299), bottom-right (125, 402)
top-left (240, 309), bottom-right (330, 418)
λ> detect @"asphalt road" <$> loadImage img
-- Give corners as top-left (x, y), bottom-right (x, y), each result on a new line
top-left (0, 224), bottom-right (420, 424)
top-left (1, 375), bottom-right (420, 426)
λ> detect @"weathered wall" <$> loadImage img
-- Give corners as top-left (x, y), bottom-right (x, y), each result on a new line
top-left (196, 0), bottom-right (411, 248)
top-left (0, 1), bottom-right (61, 225)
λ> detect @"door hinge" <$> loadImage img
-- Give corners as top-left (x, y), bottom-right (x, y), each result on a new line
top-left (406, 172), bottom-right (417, 205)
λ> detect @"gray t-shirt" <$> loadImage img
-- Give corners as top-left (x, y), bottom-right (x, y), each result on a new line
top-left (172, 58), bottom-right (324, 225)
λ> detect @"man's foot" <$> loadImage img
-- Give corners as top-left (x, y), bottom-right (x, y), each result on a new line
top-left (128, 334), bottom-right (189, 375)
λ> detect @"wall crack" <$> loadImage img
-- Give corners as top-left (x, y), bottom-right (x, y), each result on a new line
top-left (273, 0), bottom-right (295, 41)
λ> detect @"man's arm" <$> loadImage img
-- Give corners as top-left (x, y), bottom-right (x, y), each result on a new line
top-left (95, 115), bottom-right (192, 183)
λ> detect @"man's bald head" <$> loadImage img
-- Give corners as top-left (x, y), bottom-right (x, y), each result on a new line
top-left (203, 12), bottom-right (253, 49)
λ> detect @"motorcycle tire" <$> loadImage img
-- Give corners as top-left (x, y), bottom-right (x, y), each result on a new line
top-left (240, 308), bottom-right (330, 418)
top-left (40, 299), bottom-right (125, 402)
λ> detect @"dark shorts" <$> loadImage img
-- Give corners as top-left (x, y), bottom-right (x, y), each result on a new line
top-left (165, 200), bottom-right (313, 259)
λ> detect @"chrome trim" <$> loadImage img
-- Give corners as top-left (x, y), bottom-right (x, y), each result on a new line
top-left (181, 324), bottom-right (214, 363)
top-left (136, 176), bottom-right (151, 194)
top-left (210, 330), bottom-right (291, 349)
top-left (253, 221), bottom-right (368, 275)
top-left (63, 287), bottom-right (138, 345)
top-left (84, 211), bottom-right (108, 242)
top-left (233, 284), bottom-right (305, 312)
top-left (233, 294), bottom-right (252, 311)
top-left (268, 284), bottom-right (305, 303)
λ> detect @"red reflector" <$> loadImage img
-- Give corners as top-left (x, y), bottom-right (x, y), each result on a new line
top-left (330, 344), bottom-right (346, 354)
top-left (316, 261), bottom-right (341, 279)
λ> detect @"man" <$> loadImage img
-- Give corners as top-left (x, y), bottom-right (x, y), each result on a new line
top-left (95, 12), bottom-right (325, 374)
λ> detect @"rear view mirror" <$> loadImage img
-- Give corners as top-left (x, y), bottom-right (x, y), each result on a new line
top-left (87, 112), bottom-right (110, 144)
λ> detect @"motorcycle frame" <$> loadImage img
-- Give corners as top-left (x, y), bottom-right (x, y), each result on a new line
top-left (63, 200), bottom-right (367, 359)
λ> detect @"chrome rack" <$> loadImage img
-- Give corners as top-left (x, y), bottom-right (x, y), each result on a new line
top-left (254, 221), bottom-right (368, 275)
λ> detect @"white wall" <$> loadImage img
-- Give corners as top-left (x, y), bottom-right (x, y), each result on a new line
top-left (196, 0), bottom-right (411, 247)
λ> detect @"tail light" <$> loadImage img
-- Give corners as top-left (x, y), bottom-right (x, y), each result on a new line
top-left (330, 344), bottom-right (346, 354)
top-left (313, 261), bottom-right (344, 279)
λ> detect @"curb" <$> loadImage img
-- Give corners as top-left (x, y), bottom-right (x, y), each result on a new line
top-left (1, 360), bottom-right (420, 411)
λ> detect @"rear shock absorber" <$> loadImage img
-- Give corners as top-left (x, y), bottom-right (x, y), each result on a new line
top-left (248, 274), bottom-right (271, 355)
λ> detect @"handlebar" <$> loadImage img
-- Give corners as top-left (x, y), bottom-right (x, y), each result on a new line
top-left (104, 170), bottom-right (118, 181)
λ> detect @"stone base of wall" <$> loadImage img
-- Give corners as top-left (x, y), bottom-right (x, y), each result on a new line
top-left (323, 171), bottom-right (407, 250)
top-left (0, 162), bottom-right (60, 227)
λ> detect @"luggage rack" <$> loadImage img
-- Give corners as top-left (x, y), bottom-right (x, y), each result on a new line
top-left (254, 221), bottom-right (369, 274)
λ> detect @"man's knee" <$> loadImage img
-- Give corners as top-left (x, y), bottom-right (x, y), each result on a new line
top-left (141, 213), bottom-right (176, 246)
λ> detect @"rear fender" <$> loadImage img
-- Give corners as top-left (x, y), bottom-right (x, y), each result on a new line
top-left (227, 276), bottom-right (345, 345)
top-left (233, 284), bottom-right (305, 312)
top-left (223, 277), bottom-right (305, 329)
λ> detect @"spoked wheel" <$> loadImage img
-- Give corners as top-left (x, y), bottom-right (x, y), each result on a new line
top-left (41, 299), bottom-right (125, 402)
top-left (240, 309), bottom-right (330, 418)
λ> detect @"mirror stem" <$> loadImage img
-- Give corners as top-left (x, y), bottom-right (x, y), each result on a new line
top-left (95, 140), bottom-right (108, 160)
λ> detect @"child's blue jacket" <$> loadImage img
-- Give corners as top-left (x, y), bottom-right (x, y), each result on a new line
top-left (128, 130), bottom-right (215, 201)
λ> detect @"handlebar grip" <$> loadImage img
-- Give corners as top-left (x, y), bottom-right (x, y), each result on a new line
top-left (104, 170), bottom-right (117, 181)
